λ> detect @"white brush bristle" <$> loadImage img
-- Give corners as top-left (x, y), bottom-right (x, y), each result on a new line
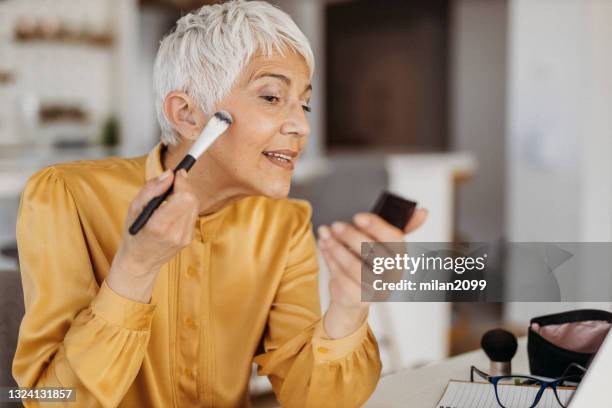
top-left (188, 111), bottom-right (233, 158)
top-left (214, 110), bottom-right (233, 125)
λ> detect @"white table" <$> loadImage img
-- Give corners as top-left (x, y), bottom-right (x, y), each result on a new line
top-left (365, 337), bottom-right (528, 407)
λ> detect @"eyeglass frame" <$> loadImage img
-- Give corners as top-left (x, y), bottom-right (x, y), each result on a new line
top-left (469, 363), bottom-right (585, 408)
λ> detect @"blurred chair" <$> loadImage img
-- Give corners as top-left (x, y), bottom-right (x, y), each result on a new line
top-left (0, 260), bottom-right (24, 388)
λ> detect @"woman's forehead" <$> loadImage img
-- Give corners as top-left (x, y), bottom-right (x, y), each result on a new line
top-left (242, 50), bottom-right (310, 88)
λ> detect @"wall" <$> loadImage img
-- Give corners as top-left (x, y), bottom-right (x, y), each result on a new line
top-left (450, 0), bottom-right (508, 242)
top-left (0, 0), bottom-right (118, 146)
top-left (275, 0), bottom-right (325, 159)
top-left (505, 0), bottom-right (612, 324)
top-left (119, 4), bottom-right (174, 156)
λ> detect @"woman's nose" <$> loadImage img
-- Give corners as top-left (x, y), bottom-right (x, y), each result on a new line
top-left (280, 102), bottom-right (310, 138)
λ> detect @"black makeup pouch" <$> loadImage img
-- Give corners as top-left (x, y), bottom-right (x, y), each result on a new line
top-left (527, 309), bottom-right (612, 378)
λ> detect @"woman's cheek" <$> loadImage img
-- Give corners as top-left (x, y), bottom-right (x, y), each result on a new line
top-left (224, 133), bottom-right (265, 175)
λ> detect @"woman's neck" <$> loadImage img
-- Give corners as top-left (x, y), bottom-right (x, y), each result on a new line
top-left (161, 142), bottom-right (247, 216)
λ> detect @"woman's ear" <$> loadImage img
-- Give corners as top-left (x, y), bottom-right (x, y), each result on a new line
top-left (163, 91), bottom-right (206, 141)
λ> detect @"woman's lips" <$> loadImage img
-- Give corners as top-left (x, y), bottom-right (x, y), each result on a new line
top-left (262, 149), bottom-right (297, 170)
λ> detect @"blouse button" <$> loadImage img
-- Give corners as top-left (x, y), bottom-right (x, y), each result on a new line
top-left (184, 317), bottom-right (197, 329)
top-left (317, 347), bottom-right (330, 354)
top-left (186, 266), bottom-right (197, 277)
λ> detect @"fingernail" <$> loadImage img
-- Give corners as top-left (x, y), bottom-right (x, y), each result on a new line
top-left (318, 225), bottom-right (331, 240)
top-left (331, 222), bottom-right (345, 234)
top-left (355, 213), bottom-right (369, 227)
top-left (180, 169), bottom-right (188, 178)
top-left (158, 170), bottom-right (171, 181)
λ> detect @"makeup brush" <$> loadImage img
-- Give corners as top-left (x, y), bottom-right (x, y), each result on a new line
top-left (481, 328), bottom-right (518, 376)
top-left (129, 111), bottom-right (233, 235)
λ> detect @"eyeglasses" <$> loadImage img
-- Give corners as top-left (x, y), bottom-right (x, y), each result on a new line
top-left (470, 364), bottom-right (585, 408)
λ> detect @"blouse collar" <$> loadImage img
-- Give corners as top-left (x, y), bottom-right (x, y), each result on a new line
top-left (144, 142), bottom-right (230, 243)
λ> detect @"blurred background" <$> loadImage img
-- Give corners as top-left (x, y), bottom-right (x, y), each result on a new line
top-left (0, 0), bottom-right (611, 404)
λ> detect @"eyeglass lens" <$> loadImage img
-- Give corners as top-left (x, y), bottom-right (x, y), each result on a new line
top-left (494, 377), bottom-right (576, 408)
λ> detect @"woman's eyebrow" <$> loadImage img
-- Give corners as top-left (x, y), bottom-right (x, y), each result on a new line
top-left (252, 72), bottom-right (312, 94)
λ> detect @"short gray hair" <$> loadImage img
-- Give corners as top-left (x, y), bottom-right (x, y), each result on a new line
top-left (153, 0), bottom-right (315, 146)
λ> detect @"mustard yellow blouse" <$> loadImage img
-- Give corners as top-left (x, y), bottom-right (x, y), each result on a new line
top-left (12, 142), bottom-right (381, 407)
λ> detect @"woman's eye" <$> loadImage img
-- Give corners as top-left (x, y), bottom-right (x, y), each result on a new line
top-left (261, 95), bottom-right (280, 103)
top-left (260, 95), bottom-right (310, 113)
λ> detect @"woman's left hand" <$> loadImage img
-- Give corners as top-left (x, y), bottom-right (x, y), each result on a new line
top-left (317, 208), bottom-right (428, 339)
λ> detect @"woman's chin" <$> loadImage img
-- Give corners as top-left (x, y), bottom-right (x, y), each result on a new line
top-left (256, 179), bottom-right (291, 199)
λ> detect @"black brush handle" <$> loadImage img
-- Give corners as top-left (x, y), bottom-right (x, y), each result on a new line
top-left (128, 155), bottom-right (196, 235)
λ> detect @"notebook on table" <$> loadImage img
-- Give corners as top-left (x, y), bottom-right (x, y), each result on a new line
top-left (436, 380), bottom-right (575, 408)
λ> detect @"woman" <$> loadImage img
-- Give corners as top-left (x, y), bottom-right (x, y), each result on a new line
top-left (13, 1), bottom-right (427, 407)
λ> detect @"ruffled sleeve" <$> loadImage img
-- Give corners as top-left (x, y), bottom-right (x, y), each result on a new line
top-left (253, 200), bottom-right (382, 407)
top-left (12, 167), bottom-right (156, 408)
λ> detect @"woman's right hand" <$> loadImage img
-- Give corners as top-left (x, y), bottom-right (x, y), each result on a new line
top-left (106, 169), bottom-right (200, 303)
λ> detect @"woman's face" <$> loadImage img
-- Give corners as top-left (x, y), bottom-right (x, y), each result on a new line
top-left (206, 49), bottom-right (312, 199)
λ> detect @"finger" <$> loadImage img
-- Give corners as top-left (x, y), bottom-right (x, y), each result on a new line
top-left (328, 221), bottom-right (401, 264)
top-left (171, 169), bottom-right (192, 193)
top-left (178, 204), bottom-right (199, 245)
top-left (164, 188), bottom-right (198, 242)
top-left (146, 173), bottom-right (198, 232)
top-left (159, 170), bottom-right (198, 214)
top-left (144, 196), bottom-right (197, 246)
top-left (318, 226), bottom-right (350, 279)
top-left (319, 241), bottom-right (343, 278)
top-left (352, 212), bottom-right (405, 242)
top-left (320, 240), bottom-right (376, 303)
top-left (403, 208), bottom-right (428, 234)
top-left (320, 241), bottom-right (362, 292)
top-left (327, 261), bottom-right (365, 304)
top-left (131, 170), bottom-right (174, 213)
top-left (327, 225), bottom-right (401, 281)
top-left (329, 221), bottom-right (372, 256)
top-left (319, 224), bottom-right (382, 278)
top-left (318, 226), bottom-right (361, 282)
